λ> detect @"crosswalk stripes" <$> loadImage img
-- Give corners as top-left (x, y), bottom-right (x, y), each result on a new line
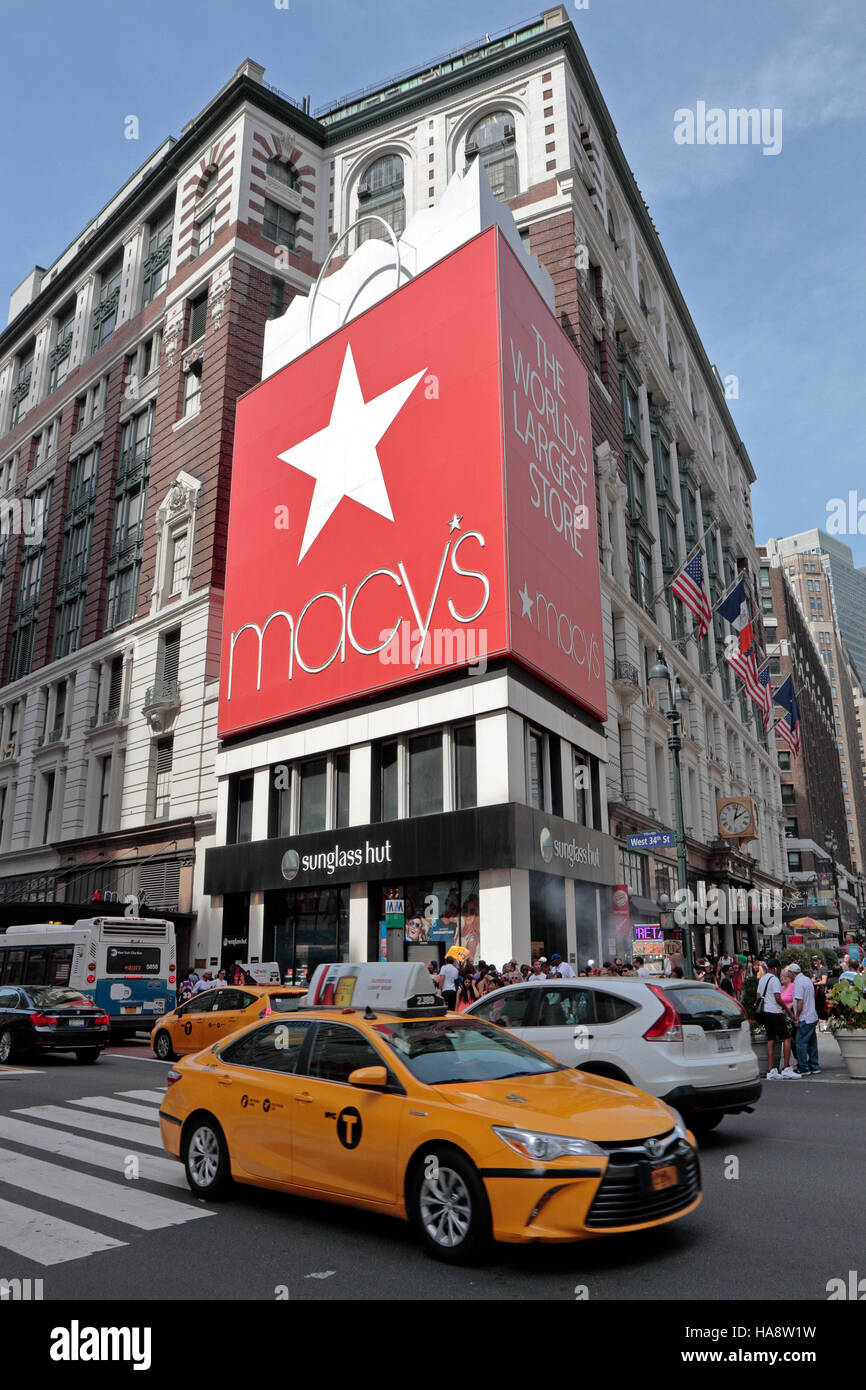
top-left (0, 1115), bottom-right (188, 1189)
top-left (68, 1095), bottom-right (165, 1122)
top-left (15, 1104), bottom-right (166, 1148)
top-left (0, 1196), bottom-right (126, 1266)
top-left (0, 1085), bottom-right (215, 1267)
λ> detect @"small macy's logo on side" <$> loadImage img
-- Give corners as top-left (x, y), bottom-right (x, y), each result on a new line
top-left (49, 1322), bottom-right (152, 1371)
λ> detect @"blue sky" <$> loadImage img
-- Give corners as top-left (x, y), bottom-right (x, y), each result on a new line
top-left (2, 0), bottom-right (864, 561)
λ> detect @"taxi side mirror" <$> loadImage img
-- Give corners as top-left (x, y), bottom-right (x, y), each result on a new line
top-left (348, 1065), bottom-right (389, 1090)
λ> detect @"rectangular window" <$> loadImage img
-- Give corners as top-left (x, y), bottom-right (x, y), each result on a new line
top-left (263, 199), bottom-right (298, 249)
top-left (573, 750), bottom-right (588, 826)
top-left (787, 851), bottom-right (802, 871)
top-left (42, 771), bottom-right (55, 842)
top-left (453, 724), bottom-right (477, 810)
top-left (48, 307), bottom-right (75, 392)
top-left (619, 848), bottom-right (646, 897)
top-left (528, 727), bottom-right (546, 810)
top-left (97, 755), bottom-right (112, 833)
top-left (182, 367), bottom-right (202, 418)
top-left (378, 741), bottom-right (399, 822)
top-left (141, 206), bottom-right (173, 306)
top-left (159, 628), bottom-right (181, 685)
top-left (408, 732), bottom-right (443, 818)
top-left (269, 766), bottom-right (291, 839)
top-left (196, 212), bottom-right (215, 257)
top-left (153, 737), bottom-right (173, 820)
top-left (188, 292), bottom-right (208, 345)
top-left (91, 257), bottom-right (123, 354)
top-left (231, 773), bottom-right (254, 844)
top-left (335, 750), bottom-right (350, 829)
top-left (170, 530), bottom-right (188, 593)
top-left (299, 759), bottom-right (327, 834)
top-left (268, 276), bottom-right (286, 320)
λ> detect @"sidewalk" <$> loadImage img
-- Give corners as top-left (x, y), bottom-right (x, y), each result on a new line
top-left (752, 1026), bottom-right (853, 1078)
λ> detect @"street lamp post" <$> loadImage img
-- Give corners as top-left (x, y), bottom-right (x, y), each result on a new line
top-left (649, 647), bottom-right (694, 977)
top-left (824, 831), bottom-right (843, 946)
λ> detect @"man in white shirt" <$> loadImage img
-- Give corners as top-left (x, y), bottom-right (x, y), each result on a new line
top-left (635, 956), bottom-right (650, 978)
top-left (550, 954), bottom-right (575, 979)
top-left (192, 971), bottom-right (217, 993)
top-left (439, 958), bottom-right (460, 1011)
top-left (758, 963), bottom-right (787, 1079)
top-left (528, 960), bottom-right (548, 982)
top-left (793, 968), bottom-right (821, 1074)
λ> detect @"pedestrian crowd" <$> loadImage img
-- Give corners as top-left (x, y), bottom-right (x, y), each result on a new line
top-left (754, 950), bottom-right (861, 1080)
top-left (177, 962), bottom-right (255, 1004)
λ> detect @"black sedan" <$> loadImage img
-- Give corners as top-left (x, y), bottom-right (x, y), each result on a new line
top-left (0, 986), bottom-right (111, 1064)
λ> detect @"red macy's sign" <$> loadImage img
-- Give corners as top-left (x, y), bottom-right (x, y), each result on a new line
top-left (219, 227), bottom-right (606, 736)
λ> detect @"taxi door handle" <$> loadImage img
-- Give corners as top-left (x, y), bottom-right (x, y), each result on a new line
top-left (217, 1074), bottom-right (234, 1087)
top-left (295, 1091), bottom-right (314, 1105)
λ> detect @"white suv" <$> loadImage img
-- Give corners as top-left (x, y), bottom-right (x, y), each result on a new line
top-left (465, 977), bottom-right (761, 1135)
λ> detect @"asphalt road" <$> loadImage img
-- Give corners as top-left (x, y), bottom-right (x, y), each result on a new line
top-left (0, 1040), bottom-right (861, 1302)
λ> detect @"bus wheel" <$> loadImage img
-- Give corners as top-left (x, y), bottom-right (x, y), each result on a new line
top-left (153, 1030), bottom-right (176, 1061)
top-left (75, 1048), bottom-right (101, 1064)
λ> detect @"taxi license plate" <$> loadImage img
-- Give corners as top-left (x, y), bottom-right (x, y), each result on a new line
top-left (650, 1163), bottom-right (679, 1192)
top-left (121, 1006), bottom-right (140, 1015)
top-left (716, 1032), bottom-right (734, 1052)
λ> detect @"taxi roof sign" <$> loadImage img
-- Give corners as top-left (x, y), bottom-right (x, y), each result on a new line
top-left (304, 962), bottom-right (445, 1014)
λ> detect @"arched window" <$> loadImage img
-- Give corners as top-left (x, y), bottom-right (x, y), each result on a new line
top-left (267, 157), bottom-right (299, 191)
top-left (465, 111), bottom-right (518, 200)
top-left (356, 153), bottom-right (405, 244)
top-left (197, 169), bottom-right (217, 204)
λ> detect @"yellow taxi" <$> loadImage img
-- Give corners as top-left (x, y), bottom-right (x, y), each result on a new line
top-left (151, 985), bottom-right (307, 1061)
top-left (158, 964), bottom-right (701, 1262)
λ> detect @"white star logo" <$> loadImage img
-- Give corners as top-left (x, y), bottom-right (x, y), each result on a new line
top-left (448, 513), bottom-right (463, 533)
top-left (279, 343), bottom-right (426, 561)
top-left (518, 581), bottom-right (534, 619)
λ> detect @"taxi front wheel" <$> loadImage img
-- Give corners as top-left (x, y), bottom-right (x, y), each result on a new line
top-left (183, 1115), bottom-right (232, 1200)
top-left (409, 1146), bottom-right (491, 1264)
top-left (153, 1031), bottom-right (176, 1062)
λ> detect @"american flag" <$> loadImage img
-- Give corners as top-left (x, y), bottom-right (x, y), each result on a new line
top-left (725, 638), bottom-right (766, 710)
top-left (757, 663), bottom-right (773, 728)
top-left (773, 675), bottom-right (802, 757)
top-left (774, 711), bottom-right (801, 756)
top-left (670, 552), bottom-right (712, 638)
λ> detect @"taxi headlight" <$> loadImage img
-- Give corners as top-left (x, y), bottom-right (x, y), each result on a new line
top-left (667, 1109), bottom-right (688, 1141)
top-left (492, 1125), bottom-right (605, 1161)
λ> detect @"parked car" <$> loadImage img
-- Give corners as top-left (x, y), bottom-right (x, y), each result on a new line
top-left (465, 977), bottom-right (760, 1134)
top-left (0, 985), bottom-right (111, 1064)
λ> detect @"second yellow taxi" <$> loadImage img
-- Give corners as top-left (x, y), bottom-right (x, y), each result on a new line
top-left (158, 963), bottom-right (701, 1261)
top-left (151, 984), bottom-right (306, 1060)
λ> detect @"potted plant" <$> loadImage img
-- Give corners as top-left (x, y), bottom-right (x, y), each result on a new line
top-left (827, 975), bottom-right (866, 1078)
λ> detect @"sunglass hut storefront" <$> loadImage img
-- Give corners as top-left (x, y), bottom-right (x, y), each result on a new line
top-left (205, 227), bottom-right (618, 981)
top-left (205, 791), bottom-right (620, 984)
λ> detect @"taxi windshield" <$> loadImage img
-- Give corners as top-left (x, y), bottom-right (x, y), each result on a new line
top-left (373, 1018), bottom-right (564, 1086)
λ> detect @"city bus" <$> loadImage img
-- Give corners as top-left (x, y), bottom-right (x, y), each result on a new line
top-left (0, 917), bottom-right (177, 1037)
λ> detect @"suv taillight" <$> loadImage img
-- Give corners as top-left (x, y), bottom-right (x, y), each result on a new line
top-left (643, 985), bottom-right (683, 1042)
